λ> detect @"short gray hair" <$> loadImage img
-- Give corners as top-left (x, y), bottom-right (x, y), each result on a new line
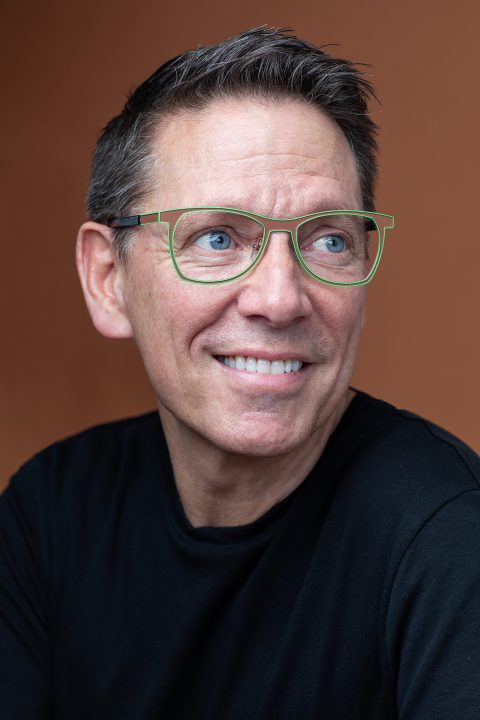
top-left (87, 26), bottom-right (379, 259)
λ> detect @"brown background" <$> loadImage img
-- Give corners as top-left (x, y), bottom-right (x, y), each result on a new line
top-left (1, 0), bottom-right (479, 488)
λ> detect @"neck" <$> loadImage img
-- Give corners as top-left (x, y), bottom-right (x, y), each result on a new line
top-left (158, 388), bottom-right (355, 528)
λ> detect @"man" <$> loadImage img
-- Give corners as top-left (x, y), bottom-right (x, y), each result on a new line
top-left (1, 26), bottom-right (479, 719)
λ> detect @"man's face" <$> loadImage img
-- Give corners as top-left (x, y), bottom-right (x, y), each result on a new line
top-left (120, 97), bottom-right (366, 457)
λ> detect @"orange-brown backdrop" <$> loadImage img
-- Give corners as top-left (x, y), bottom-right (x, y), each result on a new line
top-left (1, 0), bottom-right (479, 488)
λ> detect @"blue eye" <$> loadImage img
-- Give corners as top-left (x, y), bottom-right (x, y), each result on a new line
top-left (314, 235), bottom-right (346, 253)
top-left (194, 230), bottom-right (232, 250)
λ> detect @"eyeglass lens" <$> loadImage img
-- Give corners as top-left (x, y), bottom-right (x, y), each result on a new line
top-left (171, 210), bottom-right (379, 283)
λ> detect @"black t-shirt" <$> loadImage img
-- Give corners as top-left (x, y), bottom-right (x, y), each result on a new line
top-left (1, 389), bottom-right (480, 719)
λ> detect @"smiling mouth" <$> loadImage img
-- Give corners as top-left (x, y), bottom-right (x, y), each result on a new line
top-left (214, 355), bottom-right (308, 374)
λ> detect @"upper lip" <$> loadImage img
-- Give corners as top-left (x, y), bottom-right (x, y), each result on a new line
top-left (212, 350), bottom-right (310, 362)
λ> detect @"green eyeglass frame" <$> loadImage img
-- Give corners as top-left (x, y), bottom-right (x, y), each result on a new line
top-left (108, 206), bottom-right (395, 287)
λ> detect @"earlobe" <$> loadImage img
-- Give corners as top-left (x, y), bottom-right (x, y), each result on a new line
top-left (76, 221), bottom-right (133, 339)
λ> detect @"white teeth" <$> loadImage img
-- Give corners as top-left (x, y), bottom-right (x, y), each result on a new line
top-left (218, 355), bottom-right (304, 374)
top-left (271, 360), bottom-right (285, 374)
top-left (256, 359), bottom-right (271, 374)
top-left (235, 355), bottom-right (246, 370)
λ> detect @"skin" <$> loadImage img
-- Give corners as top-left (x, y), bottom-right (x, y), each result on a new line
top-left (77, 97), bottom-right (367, 528)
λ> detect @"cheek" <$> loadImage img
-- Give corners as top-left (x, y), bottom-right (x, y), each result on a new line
top-left (322, 288), bottom-right (366, 347)
top-left (163, 284), bottom-right (236, 354)
top-left (127, 265), bottom-right (235, 368)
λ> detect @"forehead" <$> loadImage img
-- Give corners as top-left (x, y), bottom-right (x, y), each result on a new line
top-left (147, 97), bottom-right (362, 214)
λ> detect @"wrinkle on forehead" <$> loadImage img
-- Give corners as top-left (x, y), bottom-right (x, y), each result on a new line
top-left (159, 116), bottom-right (352, 170)
top-left (148, 98), bottom-right (362, 214)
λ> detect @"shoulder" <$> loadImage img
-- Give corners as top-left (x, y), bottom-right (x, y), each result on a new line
top-left (348, 389), bottom-right (479, 491)
top-left (0, 412), bottom-right (167, 602)
top-left (336, 393), bottom-right (480, 710)
top-left (3, 411), bottom-right (163, 508)
top-left (335, 389), bottom-right (480, 552)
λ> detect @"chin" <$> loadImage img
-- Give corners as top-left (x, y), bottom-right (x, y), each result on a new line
top-left (208, 422), bottom-right (308, 458)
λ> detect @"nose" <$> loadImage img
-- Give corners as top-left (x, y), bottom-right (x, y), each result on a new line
top-left (235, 230), bottom-right (312, 327)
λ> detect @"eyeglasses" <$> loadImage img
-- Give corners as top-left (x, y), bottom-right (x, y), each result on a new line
top-left (108, 207), bottom-right (395, 286)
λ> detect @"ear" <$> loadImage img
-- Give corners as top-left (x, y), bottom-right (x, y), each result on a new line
top-left (76, 221), bottom-right (133, 339)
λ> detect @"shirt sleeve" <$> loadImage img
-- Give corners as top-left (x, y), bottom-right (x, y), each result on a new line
top-left (385, 489), bottom-right (480, 719)
top-left (0, 461), bottom-right (52, 719)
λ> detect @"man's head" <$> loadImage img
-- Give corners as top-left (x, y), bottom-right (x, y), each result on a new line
top-left (77, 27), bottom-right (383, 459)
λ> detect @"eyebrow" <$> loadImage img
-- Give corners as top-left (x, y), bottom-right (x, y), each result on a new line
top-left (308, 197), bottom-right (360, 213)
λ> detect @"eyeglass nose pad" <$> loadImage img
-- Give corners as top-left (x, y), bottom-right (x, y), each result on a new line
top-left (264, 228), bottom-right (296, 254)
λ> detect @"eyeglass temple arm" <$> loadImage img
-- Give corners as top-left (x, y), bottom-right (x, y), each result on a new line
top-left (108, 216), bottom-right (141, 228)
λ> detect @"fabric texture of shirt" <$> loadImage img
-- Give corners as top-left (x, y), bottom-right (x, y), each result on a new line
top-left (1, 388), bottom-right (479, 719)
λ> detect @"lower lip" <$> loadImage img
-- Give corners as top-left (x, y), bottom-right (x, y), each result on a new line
top-left (213, 356), bottom-right (311, 389)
